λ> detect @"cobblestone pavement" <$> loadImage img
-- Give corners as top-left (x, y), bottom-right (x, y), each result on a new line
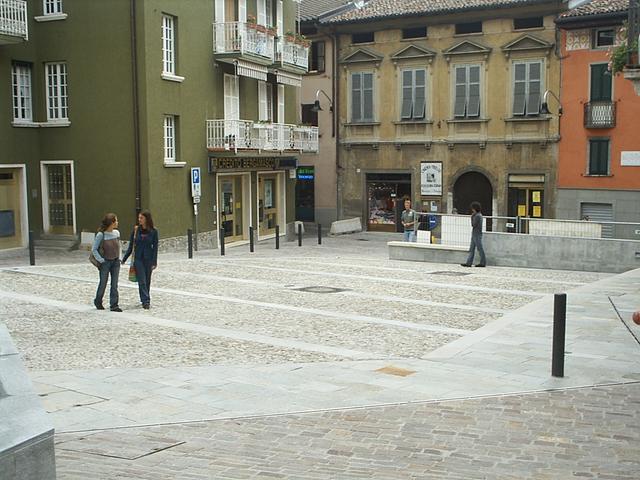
top-left (54, 383), bottom-right (640, 480)
top-left (1, 232), bottom-right (639, 478)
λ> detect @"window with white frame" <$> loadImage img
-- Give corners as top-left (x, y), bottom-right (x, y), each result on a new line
top-left (12, 63), bottom-right (33, 122)
top-left (45, 62), bottom-right (68, 121)
top-left (453, 64), bottom-right (480, 118)
top-left (258, 81), bottom-right (274, 121)
top-left (400, 68), bottom-right (426, 120)
top-left (43, 0), bottom-right (63, 15)
top-left (224, 74), bottom-right (240, 120)
top-left (512, 61), bottom-right (542, 116)
top-left (162, 15), bottom-right (176, 75)
top-left (351, 71), bottom-right (374, 123)
top-left (163, 115), bottom-right (177, 162)
top-left (277, 84), bottom-right (285, 123)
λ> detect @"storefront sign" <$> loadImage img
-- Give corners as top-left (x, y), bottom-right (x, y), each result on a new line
top-left (420, 162), bottom-right (442, 196)
top-left (208, 156), bottom-right (297, 173)
top-left (297, 167), bottom-right (315, 180)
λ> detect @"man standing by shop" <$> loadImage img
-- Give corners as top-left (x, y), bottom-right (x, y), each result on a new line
top-left (401, 198), bottom-right (417, 242)
top-left (461, 201), bottom-right (486, 267)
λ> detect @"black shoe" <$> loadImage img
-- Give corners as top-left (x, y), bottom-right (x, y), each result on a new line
top-left (475, 264), bottom-right (486, 268)
top-left (94, 301), bottom-right (105, 310)
top-left (460, 263), bottom-right (471, 267)
top-left (110, 306), bottom-right (123, 312)
top-left (142, 304), bottom-right (150, 310)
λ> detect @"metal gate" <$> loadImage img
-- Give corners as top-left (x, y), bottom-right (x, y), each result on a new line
top-left (580, 202), bottom-right (613, 238)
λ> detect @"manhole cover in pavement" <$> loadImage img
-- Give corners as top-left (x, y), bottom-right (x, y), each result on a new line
top-left (57, 431), bottom-right (185, 460)
top-left (431, 271), bottom-right (471, 276)
top-left (376, 366), bottom-right (416, 377)
top-left (293, 286), bottom-right (348, 294)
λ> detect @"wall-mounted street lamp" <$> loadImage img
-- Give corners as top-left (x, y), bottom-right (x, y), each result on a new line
top-left (311, 89), bottom-right (333, 112)
top-left (540, 90), bottom-right (562, 116)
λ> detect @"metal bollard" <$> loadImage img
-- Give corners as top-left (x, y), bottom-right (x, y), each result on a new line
top-left (275, 225), bottom-right (280, 250)
top-left (219, 228), bottom-right (225, 256)
top-left (187, 229), bottom-right (193, 259)
top-left (552, 293), bottom-right (567, 377)
top-left (317, 223), bottom-right (322, 245)
top-left (249, 226), bottom-right (254, 253)
top-left (297, 223), bottom-right (302, 247)
top-left (28, 230), bottom-right (35, 266)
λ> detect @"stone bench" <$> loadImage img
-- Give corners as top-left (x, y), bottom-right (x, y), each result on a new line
top-left (388, 241), bottom-right (468, 264)
top-left (0, 324), bottom-right (56, 480)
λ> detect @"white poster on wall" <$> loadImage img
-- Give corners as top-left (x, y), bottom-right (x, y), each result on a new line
top-left (421, 162), bottom-right (442, 196)
top-left (621, 151), bottom-right (640, 166)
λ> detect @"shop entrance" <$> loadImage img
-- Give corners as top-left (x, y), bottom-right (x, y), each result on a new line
top-left (366, 173), bottom-right (411, 232)
top-left (42, 162), bottom-right (75, 235)
top-left (453, 171), bottom-right (493, 216)
top-left (219, 175), bottom-right (245, 243)
top-left (258, 172), bottom-right (282, 237)
top-left (0, 168), bottom-right (24, 249)
top-left (295, 166), bottom-right (315, 222)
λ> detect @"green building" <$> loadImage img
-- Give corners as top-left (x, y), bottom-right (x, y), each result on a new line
top-left (0, 0), bottom-right (316, 251)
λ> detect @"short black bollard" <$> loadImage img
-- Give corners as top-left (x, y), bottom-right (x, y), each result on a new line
top-left (317, 223), bottom-right (322, 245)
top-left (552, 293), bottom-right (567, 377)
top-left (297, 223), bottom-right (302, 247)
top-left (187, 229), bottom-right (193, 259)
top-left (275, 225), bottom-right (280, 250)
top-left (249, 226), bottom-right (254, 253)
top-left (219, 228), bottom-right (225, 256)
top-left (28, 230), bottom-right (35, 266)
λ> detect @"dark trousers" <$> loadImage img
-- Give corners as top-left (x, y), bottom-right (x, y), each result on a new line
top-left (95, 259), bottom-right (120, 308)
top-left (134, 259), bottom-right (153, 306)
top-left (466, 232), bottom-right (487, 266)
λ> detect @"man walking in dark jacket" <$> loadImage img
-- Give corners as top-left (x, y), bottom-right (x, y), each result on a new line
top-left (461, 201), bottom-right (486, 267)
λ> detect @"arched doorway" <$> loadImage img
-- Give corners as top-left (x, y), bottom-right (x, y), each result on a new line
top-left (453, 172), bottom-right (493, 216)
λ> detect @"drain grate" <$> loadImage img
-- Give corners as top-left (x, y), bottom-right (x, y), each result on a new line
top-left (293, 286), bottom-right (348, 294)
top-left (431, 271), bottom-right (471, 276)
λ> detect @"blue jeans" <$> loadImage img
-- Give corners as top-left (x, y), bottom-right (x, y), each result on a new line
top-left (134, 259), bottom-right (154, 306)
top-left (403, 230), bottom-right (416, 242)
top-left (466, 232), bottom-right (486, 266)
top-left (95, 259), bottom-right (120, 308)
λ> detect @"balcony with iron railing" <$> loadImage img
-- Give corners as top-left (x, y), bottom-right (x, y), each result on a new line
top-left (583, 101), bottom-right (616, 128)
top-left (206, 119), bottom-right (318, 153)
top-left (0, 0), bottom-right (27, 44)
top-left (275, 36), bottom-right (309, 73)
top-left (212, 21), bottom-right (275, 64)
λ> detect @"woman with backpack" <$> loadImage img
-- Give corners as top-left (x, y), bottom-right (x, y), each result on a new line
top-left (122, 210), bottom-right (159, 310)
top-left (91, 213), bottom-right (122, 312)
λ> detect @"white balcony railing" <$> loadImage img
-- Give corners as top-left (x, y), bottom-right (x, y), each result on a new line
top-left (207, 119), bottom-right (318, 153)
top-left (213, 22), bottom-right (275, 61)
top-left (277, 37), bottom-right (309, 70)
top-left (0, 0), bottom-right (28, 40)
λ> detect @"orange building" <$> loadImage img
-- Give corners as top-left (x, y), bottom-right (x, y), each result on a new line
top-left (555, 0), bottom-right (640, 229)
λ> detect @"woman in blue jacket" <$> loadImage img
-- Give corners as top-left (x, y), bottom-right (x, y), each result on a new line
top-left (122, 210), bottom-right (158, 309)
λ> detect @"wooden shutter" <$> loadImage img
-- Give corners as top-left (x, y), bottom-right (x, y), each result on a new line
top-left (454, 66), bottom-right (467, 118)
top-left (257, 0), bottom-right (266, 25)
top-left (513, 63), bottom-right (526, 116)
top-left (215, 0), bottom-right (224, 22)
top-left (589, 139), bottom-right (609, 175)
top-left (400, 70), bottom-right (413, 119)
top-left (238, 0), bottom-right (246, 22)
top-left (277, 84), bottom-right (285, 123)
top-left (467, 65), bottom-right (480, 117)
top-left (276, 0), bottom-right (283, 36)
top-left (351, 72), bottom-right (362, 122)
top-left (414, 69), bottom-right (426, 119)
top-left (224, 74), bottom-right (239, 120)
top-left (526, 62), bottom-right (541, 115)
top-left (362, 72), bottom-right (374, 122)
top-left (590, 64), bottom-right (612, 102)
top-left (258, 81), bottom-right (268, 121)
top-left (266, 82), bottom-right (273, 121)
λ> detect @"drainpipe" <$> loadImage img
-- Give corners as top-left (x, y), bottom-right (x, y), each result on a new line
top-left (130, 0), bottom-right (142, 214)
top-left (333, 28), bottom-right (341, 220)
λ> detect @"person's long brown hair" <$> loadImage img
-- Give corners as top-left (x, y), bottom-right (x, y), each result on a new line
top-left (138, 210), bottom-right (154, 230)
top-left (98, 213), bottom-right (117, 232)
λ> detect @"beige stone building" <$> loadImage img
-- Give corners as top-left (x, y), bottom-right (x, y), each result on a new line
top-left (319, 0), bottom-right (565, 232)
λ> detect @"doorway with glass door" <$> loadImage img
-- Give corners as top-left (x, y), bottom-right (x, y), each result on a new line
top-left (42, 162), bottom-right (75, 235)
top-left (218, 174), bottom-right (248, 244)
top-left (258, 172), bottom-right (283, 238)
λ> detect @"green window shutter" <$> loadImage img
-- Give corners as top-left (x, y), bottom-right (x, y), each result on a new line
top-left (513, 63), bottom-right (526, 116)
top-left (589, 139), bottom-right (609, 175)
top-left (526, 62), bottom-right (541, 115)
top-left (590, 64), bottom-right (611, 101)
top-left (401, 70), bottom-right (413, 119)
top-left (454, 66), bottom-right (467, 117)
top-left (362, 72), bottom-right (374, 122)
top-left (414, 69), bottom-right (426, 119)
top-left (351, 73), bottom-right (362, 122)
top-left (467, 66), bottom-right (480, 117)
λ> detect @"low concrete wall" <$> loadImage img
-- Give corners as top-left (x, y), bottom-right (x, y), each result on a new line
top-left (389, 232), bottom-right (640, 273)
top-left (0, 324), bottom-right (56, 480)
top-left (330, 217), bottom-right (362, 235)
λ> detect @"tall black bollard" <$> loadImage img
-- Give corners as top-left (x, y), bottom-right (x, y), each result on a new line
top-left (187, 229), bottom-right (193, 259)
top-left (317, 223), bottom-right (322, 245)
top-left (249, 226), bottom-right (254, 253)
top-left (297, 223), bottom-right (302, 247)
top-left (219, 228), bottom-right (225, 256)
top-left (28, 230), bottom-right (35, 266)
top-left (552, 293), bottom-right (567, 377)
top-left (275, 225), bottom-right (280, 249)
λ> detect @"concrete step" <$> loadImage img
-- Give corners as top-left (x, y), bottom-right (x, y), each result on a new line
top-left (34, 236), bottom-right (79, 251)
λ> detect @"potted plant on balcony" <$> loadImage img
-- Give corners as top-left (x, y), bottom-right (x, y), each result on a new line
top-left (295, 33), bottom-right (311, 48)
top-left (247, 14), bottom-right (259, 30)
top-left (608, 24), bottom-right (639, 74)
top-left (267, 26), bottom-right (278, 37)
top-left (285, 31), bottom-right (296, 42)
